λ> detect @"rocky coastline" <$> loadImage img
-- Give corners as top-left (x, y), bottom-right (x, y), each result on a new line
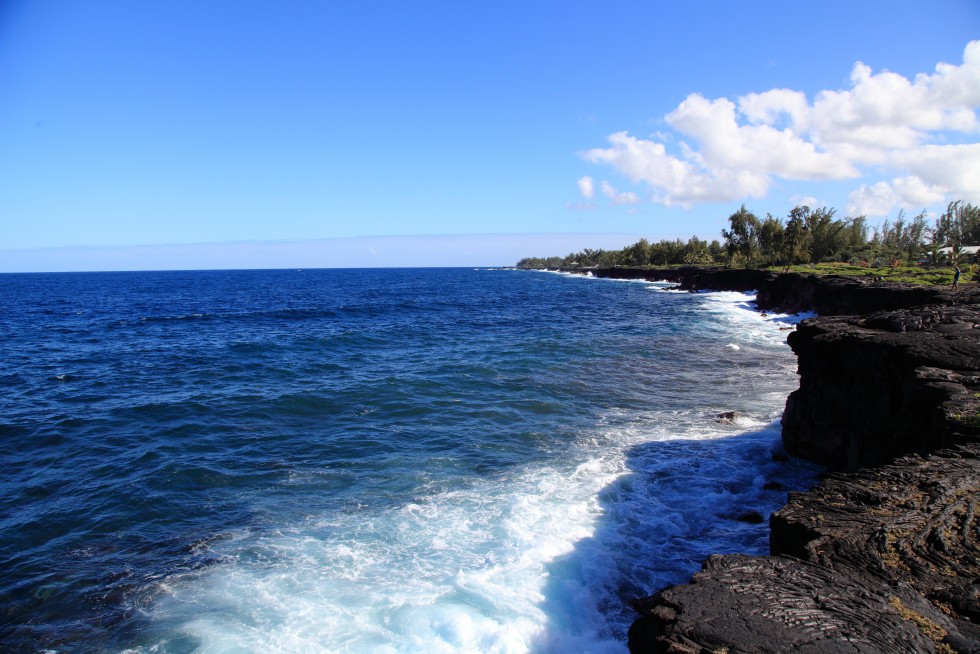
top-left (588, 267), bottom-right (980, 653)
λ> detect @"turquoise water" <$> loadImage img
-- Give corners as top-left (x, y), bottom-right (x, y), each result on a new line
top-left (0, 268), bottom-right (816, 653)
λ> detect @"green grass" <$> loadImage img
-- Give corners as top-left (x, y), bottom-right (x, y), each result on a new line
top-left (763, 262), bottom-right (962, 286)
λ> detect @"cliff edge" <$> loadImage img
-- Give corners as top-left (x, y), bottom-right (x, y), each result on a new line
top-left (591, 268), bottom-right (980, 654)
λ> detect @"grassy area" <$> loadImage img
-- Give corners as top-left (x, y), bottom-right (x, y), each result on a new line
top-left (764, 262), bottom-right (964, 286)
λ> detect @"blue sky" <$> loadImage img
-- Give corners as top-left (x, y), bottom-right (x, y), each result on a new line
top-left (1, 1), bottom-right (978, 271)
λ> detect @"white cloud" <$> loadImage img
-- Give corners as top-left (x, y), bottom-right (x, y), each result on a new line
top-left (666, 93), bottom-right (856, 180)
top-left (599, 180), bottom-right (640, 205)
top-left (739, 89), bottom-right (810, 130)
top-left (790, 195), bottom-right (822, 210)
top-left (895, 143), bottom-right (980, 200)
top-left (847, 176), bottom-right (948, 217)
top-left (577, 176), bottom-right (595, 199)
top-left (583, 131), bottom-right (770, 206)
top-left (582, 40), bottom-right (980, 210)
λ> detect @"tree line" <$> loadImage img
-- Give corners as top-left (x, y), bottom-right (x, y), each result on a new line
top-left (516, 200), bottom-right (980, 270)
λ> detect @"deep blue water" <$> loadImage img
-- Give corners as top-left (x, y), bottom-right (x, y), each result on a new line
top-left (0, 268), bottom-right (816, 653)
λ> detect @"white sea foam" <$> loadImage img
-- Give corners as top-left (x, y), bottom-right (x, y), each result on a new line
top-left (131, 449), bottom-right (628, 652)
top-left (132, 425), bottom-right (809, 653)
top-left (124, 287), bottom-right (814, 654)
top-left (645, 281), bottom-right (681, 291)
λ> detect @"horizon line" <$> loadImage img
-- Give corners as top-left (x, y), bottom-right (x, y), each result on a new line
top-left (0, 232), bottom-right (671, 274)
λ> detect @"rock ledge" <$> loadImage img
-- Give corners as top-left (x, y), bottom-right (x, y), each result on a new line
top-left (591, 269), bottom-right (980, 654)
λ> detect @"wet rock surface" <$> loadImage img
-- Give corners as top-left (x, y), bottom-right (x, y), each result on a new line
top-left (590, 268), bottom-right (980, 654)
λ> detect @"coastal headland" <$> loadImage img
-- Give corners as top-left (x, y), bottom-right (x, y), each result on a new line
top-left (588, 267), bottom-right (980, 653)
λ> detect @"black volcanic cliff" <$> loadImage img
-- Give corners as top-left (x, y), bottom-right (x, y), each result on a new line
top-left (588, 268), bottom-right (980, 653)
top-left (592, 265), bottom-right (980, 316)
top-left (781, 307), bottom-right (980, 470)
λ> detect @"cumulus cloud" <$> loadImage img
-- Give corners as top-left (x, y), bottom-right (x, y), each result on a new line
top-left (666, 94), bottom-right (856, 181)
top-left (582, 40), bottom-right (980, 215)
top-left (896, 143), bottom-right (980, 194)
top-left (577, 176), bottom-right (595, 199)
top-left (583, 131), bottom-right (765, 206)
top-left (847, 177), bottom-right (948, 216)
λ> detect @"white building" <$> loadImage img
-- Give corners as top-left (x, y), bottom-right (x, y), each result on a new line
top-left (937, 246), bottom-right (980, 262)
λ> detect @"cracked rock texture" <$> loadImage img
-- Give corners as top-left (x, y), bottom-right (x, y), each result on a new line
top-left (630, 553), bottom-right (955, 654)
top-left (782, 305), bottom-right (980, 469)
top-left (630, 444), bottom-right (980, 653)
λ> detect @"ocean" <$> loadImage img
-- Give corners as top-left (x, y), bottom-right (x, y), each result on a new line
top-left (0, 267), bottom-right (817, 653)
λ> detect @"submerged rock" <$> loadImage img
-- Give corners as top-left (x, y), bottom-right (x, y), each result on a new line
top-left (733, 510), bottom-right (765, 524)
top-left (715, 410), bottom-right (743, 424)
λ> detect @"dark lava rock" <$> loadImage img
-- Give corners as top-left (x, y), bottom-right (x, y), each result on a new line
top-left (734, 510), bottom-right (765, 524)
top-left (781, 307), bottom-right (980, 469)
top-left (771, 444), bottom-right (980, 631)
top-left (629, 553), bottom-right (961, 654)
top-left (716, 411), bottom-right (743, 424)
top-left (591, 266), bottom-right (772, 295)
top-left (590, 266), bottom-right (980, 316)
top-left (632, 444), bottom-right (980, 653)
top-left (615, 270), bottom-right (980, 654)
